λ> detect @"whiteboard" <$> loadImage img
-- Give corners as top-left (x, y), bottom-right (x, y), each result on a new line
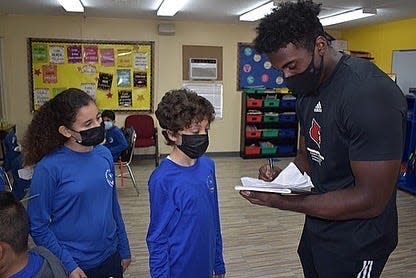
top-left (392, 50), bottom-right (416, 95)
top-left (183, 82), bottom-right (223, 119)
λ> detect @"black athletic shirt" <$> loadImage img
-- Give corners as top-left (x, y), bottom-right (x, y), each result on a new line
top-left (296, 55), bottom-right (407, 259)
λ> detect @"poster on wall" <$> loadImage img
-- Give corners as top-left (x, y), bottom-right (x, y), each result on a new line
top-left (237, 42), bottom-right (286, 90)
top-left (28, 38), bottom-right (154, 112)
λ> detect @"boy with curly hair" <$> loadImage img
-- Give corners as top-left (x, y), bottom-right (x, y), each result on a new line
top-left (146, 89), bottom-right (226, 278)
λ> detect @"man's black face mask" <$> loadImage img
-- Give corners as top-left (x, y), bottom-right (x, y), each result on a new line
top-left (284, 47), bottom-right (323, 98)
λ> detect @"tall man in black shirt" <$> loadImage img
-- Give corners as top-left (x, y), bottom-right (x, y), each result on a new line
top-left (239, 1), bottom-right (407, 277)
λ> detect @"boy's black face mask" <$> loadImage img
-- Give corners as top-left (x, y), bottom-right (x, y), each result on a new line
top-left (284, 48), bottom-right (323, 97)
top-left (70, 122), bottom-right (105, 146)
top-left (178, 134), bottom-right (209, 159)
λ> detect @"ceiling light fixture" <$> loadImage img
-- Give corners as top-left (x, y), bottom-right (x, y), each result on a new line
top-left (319, 8), bottom-right (377, 26)
top-left (239, 1), bottom-right (275, 22)
top-left (58, 0), bottom-right (84, 13)
top-left (157, 0), bottom-right (187, 17)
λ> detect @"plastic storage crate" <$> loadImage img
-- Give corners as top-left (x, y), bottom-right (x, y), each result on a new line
top-left (246, 114), bottom-right (262, 123)
top-left (262, 129), bottom-right (279, 138)
top-left (279, 112), bottom-right (296, 122)
top-left (263, 114), bottom-right (279, 123)
top-left (279, 128), bottom-right (297, 138)
top-left (278, 144), bottom-right (295, 154)
top-left (245, 145), bottom-right (261, 155)
top-left (263, 99), bottom-right (280, 108)
top-left (261, 146), bottom-right (277, 155)
top-left (246, 130), bottom-right (261, 139)
top-left (280, 97), bottom-right (296, 108)
top-left (247, 98), bottom-right (263, 108)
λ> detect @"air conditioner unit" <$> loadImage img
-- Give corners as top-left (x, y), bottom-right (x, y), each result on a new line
top-left (158, 23), bottom-right (175, 36)
top-left (189, 58), bottom-right (217, 80)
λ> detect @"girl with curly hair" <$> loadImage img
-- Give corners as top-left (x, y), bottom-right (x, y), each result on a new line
top-left (23, 88), bottom-right (131, 278)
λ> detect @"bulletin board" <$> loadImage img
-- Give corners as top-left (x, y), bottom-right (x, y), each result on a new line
top-left (238, 43), bottom-right (285, 90)
top-left (27, 38), bottom-right (154, 112)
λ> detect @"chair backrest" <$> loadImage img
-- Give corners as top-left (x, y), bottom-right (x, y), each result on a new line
top-left (0, 167), bottom-right (9, 192)
top-left (125, 114), bottom-right (155, 139)
top-left (3, 130), bottom-right (20, 172)
top-left (119, 127), bottom-right (137, 163)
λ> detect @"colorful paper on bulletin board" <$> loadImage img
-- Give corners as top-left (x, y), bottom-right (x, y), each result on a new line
top-left (238, 43), bottom-right (286, 90)
top-left (28, 38), bottom-right (154, 112)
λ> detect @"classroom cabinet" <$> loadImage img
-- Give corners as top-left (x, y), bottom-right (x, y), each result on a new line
top-left (240, 88), bottom-right (298, 159)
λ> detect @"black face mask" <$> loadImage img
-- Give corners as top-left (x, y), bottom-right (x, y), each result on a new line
top-left (284, 49), bottom-right (324, 97)
top-left (70, 122), bottom-right (105, 146)
top-left (178, 134), bottom-right (209, 159)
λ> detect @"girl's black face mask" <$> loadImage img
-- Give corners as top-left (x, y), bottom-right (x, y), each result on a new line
top-left (70, 122), bottom-right (105, 146)
top-left (178, 134), bottom-right (209, 159)
top-left (284, 48), bottom-right (323, 97)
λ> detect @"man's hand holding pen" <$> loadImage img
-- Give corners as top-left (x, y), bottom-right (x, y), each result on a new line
top-left (258, 158), bottom-right (282, 182)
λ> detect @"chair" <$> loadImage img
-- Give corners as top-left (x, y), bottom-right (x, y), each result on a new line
top-left (0, 167), bottom-right (12, 192)
top-left (2, 130), bottom-right (31, 200)
top-left (125, 114), bottom-right (159, 167)
top-left (115, 128), bottom-right (139, 195)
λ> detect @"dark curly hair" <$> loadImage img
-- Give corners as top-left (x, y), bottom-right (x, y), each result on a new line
top-left (0, 192), bottom-right (29, 254)
top-left (155, 88), bottom-right (215, 145)
top-left (22, 88), bottom-right (95, 165)
top-left (254, 0), bottom-right (324, 54)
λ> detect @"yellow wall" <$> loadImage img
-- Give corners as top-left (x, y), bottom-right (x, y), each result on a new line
top-left (341, 17), bottom-right (416, 72)
top-left (0, 14), bottom-right (258, 154)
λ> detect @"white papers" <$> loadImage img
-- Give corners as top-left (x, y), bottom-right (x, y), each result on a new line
top-left (272, 162), bottom-right (313, 187)
top-left (235, 162), bottom-right (315, 194)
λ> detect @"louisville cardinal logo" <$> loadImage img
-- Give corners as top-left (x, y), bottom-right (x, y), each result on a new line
top-left (309, 118), bottom-right (321, 148)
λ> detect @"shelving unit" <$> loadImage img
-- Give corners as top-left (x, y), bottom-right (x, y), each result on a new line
top-left (240, 88), bottom-right (298, 159)
top-left (398, 95), bottom-right (416, 194)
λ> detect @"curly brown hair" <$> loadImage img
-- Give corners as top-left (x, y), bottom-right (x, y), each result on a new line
top-left (22, 88), bottom-right (95, 166)
top-left (155, 88), bottom-right (215, 145)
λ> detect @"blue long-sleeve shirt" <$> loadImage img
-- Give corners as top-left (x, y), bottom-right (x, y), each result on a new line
top-left (27, 145), bottom-right (131, 273)
top-left (103, 126), bottom-right (128, 161)
top-left (146, 155), bottom-right (226, 278)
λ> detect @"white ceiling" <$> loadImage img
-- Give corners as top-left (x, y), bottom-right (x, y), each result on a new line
top-left (0, 0), bottom-right (415, 29)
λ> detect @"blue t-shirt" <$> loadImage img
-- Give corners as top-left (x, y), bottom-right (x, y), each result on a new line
top-left (27, 145), bottom-right (130, 273)
top-left (146, 155), bottom-right (226, 277)
top-left (103, 126), bottom-right (128, 161)
top-left (10, 250), bottom-right (43, 278)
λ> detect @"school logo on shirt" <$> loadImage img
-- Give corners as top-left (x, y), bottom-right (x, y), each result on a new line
top-left (307, 147), bottom-right (325, 166)
top-left (107, 136), bottom-right (114, 143)
top-left (309, 118), bottom-right (321, 148)
top-left (105, 169), bottom-right (114, 188)
top-left (308, 118), bottom-right (324, 165)
top-left (206, 174), bottom-right (215, 193)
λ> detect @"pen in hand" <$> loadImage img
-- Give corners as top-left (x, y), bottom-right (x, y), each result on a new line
top-left (269, 158), bottom-right (274, 171)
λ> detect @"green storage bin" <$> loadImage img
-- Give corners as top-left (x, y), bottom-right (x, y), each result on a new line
top-left (263, 114), bottom-right (279, 123)
top-left (255, 88), bottom-right (266, 94)
top-left (261, 146), bottom-right (277, 155)
top-left (243, 89), bottom-right (256, 94)
top-left (263, 99), bottom-right (280, 107)
top-left (262, 129), bottom-right (279, 138)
